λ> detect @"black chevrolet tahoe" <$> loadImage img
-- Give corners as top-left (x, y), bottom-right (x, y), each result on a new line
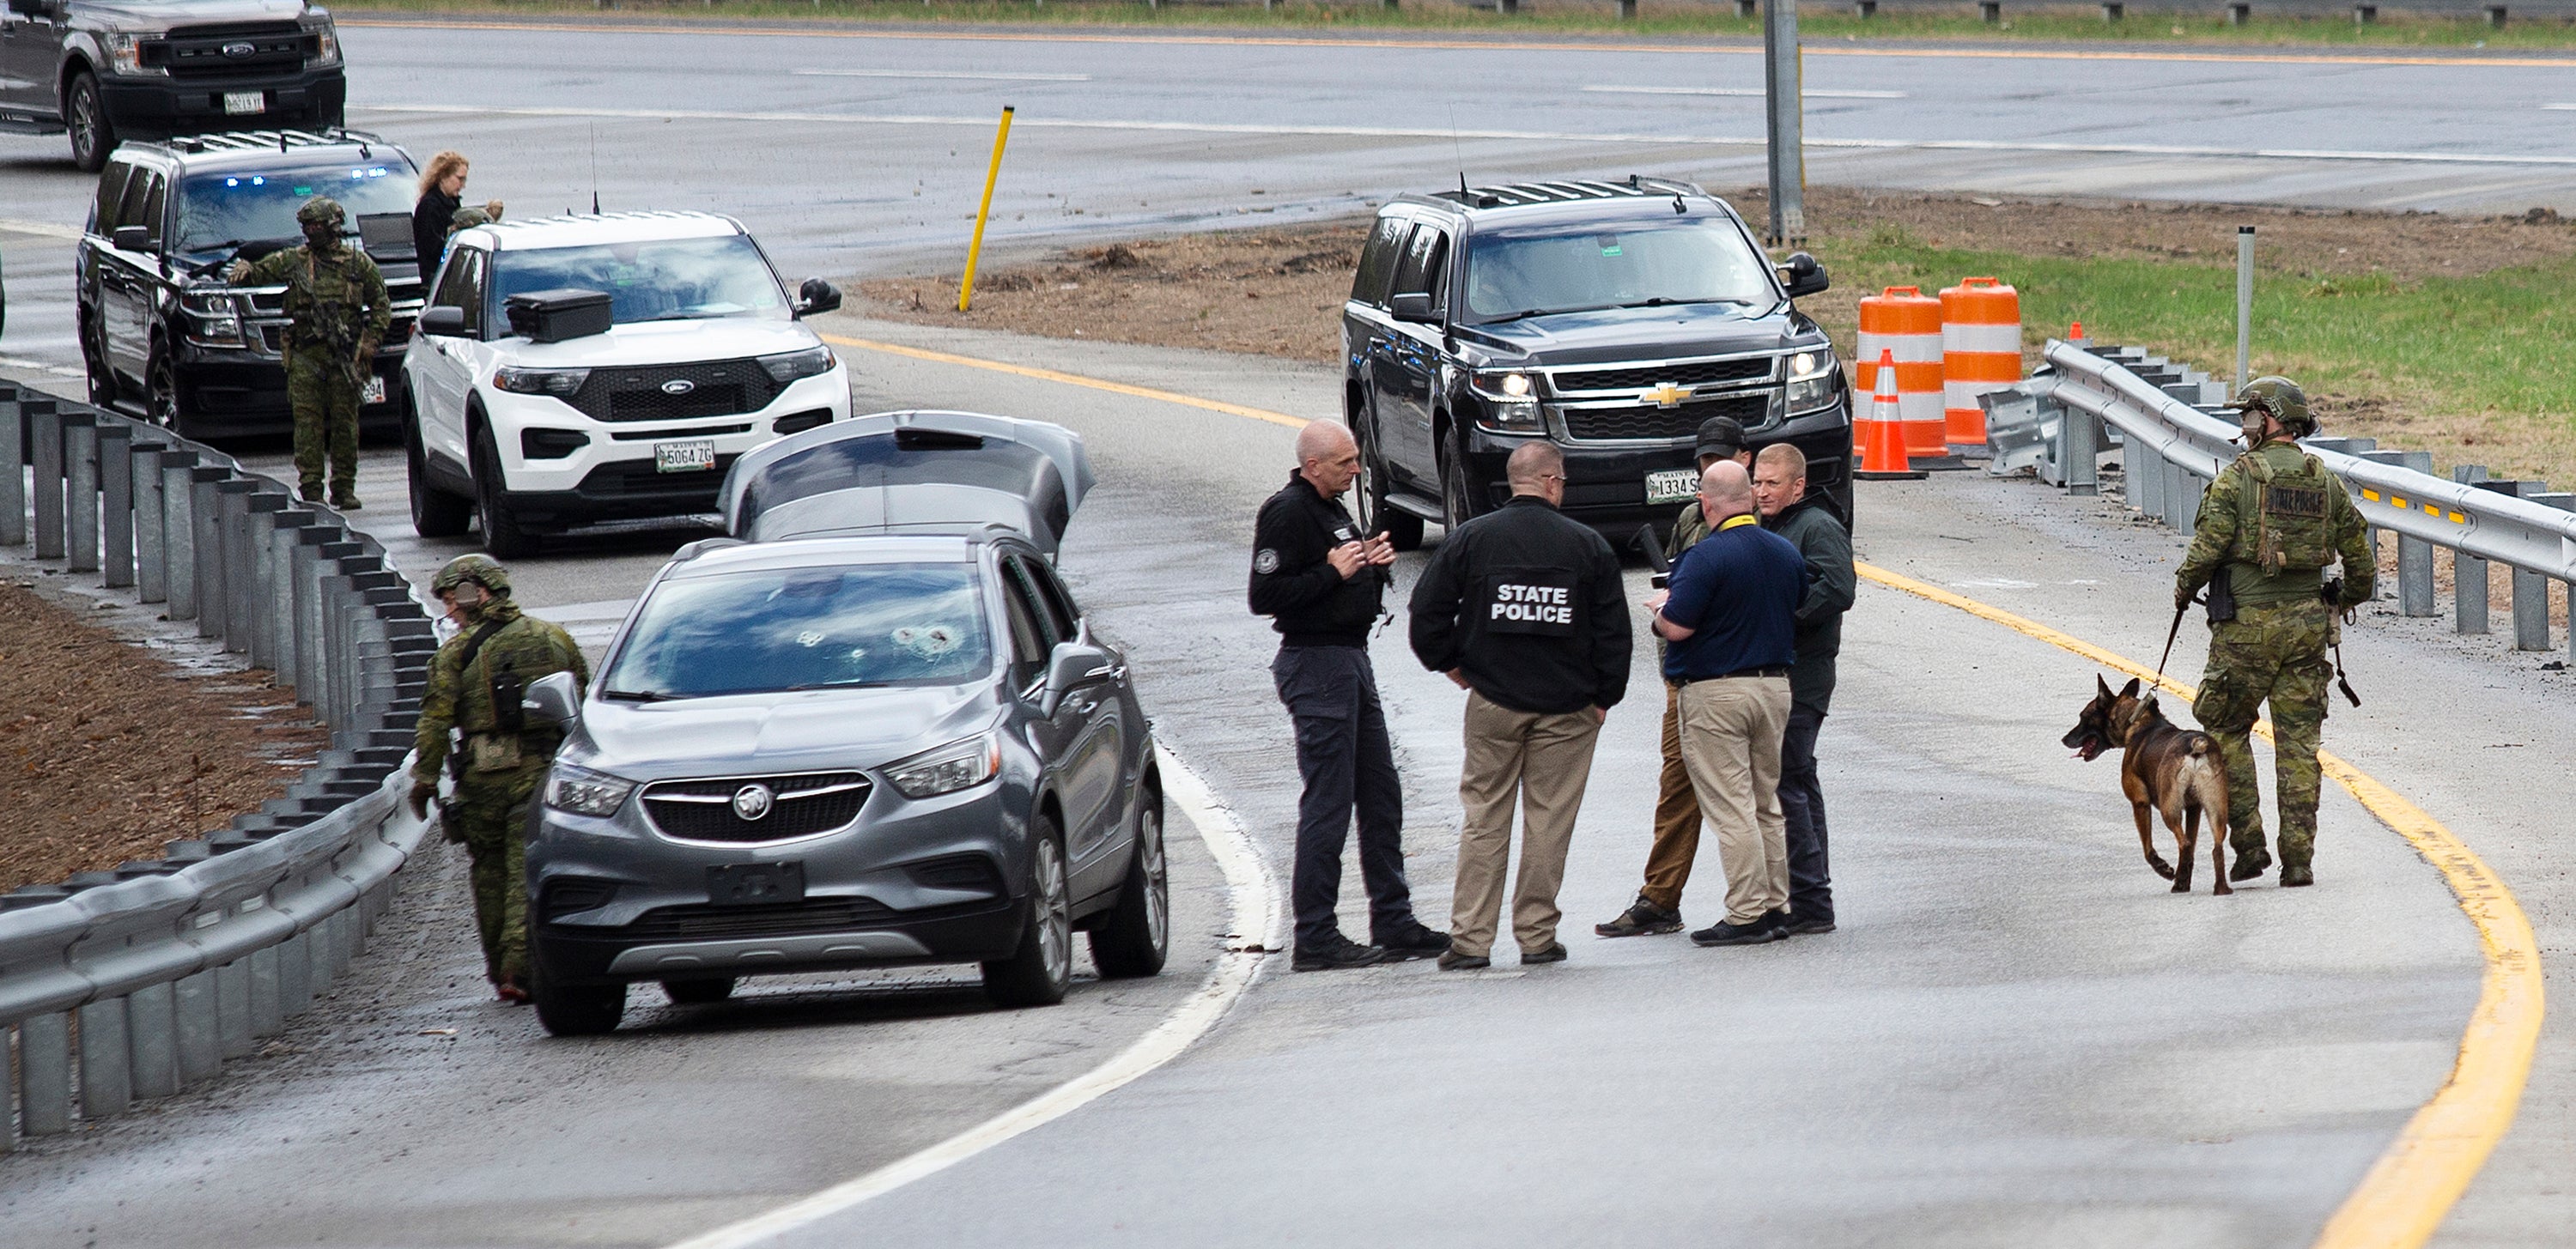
top-left (1342, 179), bottom-right (1851, 549)
top-left (0, 0), bottom-right (345, 172)
top-left (76, 129), bottom-right (423, 439)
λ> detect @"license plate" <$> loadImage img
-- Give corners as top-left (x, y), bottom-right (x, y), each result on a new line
top-left (654, 439), bottom-right (717, 473)
top-left (361, 374), bottom-right (386, 406)
top-left (1645, 468), bottom-right (1698, 505)
top-left (222, 91), bottom-right (265, 115)
top-left (708, 862), bottom-right (805, 906)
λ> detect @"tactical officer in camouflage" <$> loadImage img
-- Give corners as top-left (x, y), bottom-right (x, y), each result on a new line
top-left (2174, 377), bottom-right (2373, 888)
top-left (406, 555), bottom-right (588, 1003)
top-left (228, 196), bottom-right (391, 511)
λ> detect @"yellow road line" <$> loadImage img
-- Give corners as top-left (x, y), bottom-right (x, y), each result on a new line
top-left (819, 333), bottom-right (1311, 430)
top-left (1857, 561), bottom-right (2540, 1249)
top-left (338, 17), bottom-right (2576, 69)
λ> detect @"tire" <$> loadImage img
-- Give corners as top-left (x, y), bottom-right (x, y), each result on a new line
top-left (532, 973), bottom-right (626, 1037)
top-left (660, 977), bottom-right (736, 1005)
top-left (982, 815), bottom-right (1072, 1008)
top-left (1440, 426), bottom-right (1485, 533)
top-left (469, 421), bottom-right (539, 558)
top-left (1089, 792), bottom-right (1169, 979)
top-left (66, 74), bottom-right (115, 173)
top-left (81, 309), bottom-right (116, 407)
top-left (145, 343), bottom-right (184, 435)
top-left (1356, 413), bottom-right (1424, 552)
top-left (407, 395), bottom-right (473, 537)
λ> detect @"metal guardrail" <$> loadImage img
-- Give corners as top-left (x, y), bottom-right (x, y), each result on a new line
top-left (0, 380), bottom-right (434, 1149)
top-left (1989, 342), bottom-right (2576, 660)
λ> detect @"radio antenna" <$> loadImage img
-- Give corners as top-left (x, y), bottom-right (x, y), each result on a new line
top-left (589, 124), bottom-right (601, 215)
top-left (1449, 105), bottom-right (1468, 202)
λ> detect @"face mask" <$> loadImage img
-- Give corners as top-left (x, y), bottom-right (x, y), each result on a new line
top-left (304, 224), bottom-right (339, 251)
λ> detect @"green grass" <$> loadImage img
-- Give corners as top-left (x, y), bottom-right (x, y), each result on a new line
top-left (1815, 227), bottom-right (2576, 480)
top-left (338, 1), bottom-right (2576, 50)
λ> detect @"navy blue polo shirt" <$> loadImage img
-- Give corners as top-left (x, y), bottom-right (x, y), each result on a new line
top-left (1661, 513), bottom-right (1804, 682)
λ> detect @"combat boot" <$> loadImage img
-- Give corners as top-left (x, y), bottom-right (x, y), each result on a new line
top-left (2229, 845), bottom-right (2272, 882)
top-left (331, 488), bottom-right (362, 511)
top-left (2280, 862), bottom-right (2314, 888)
top-left (301, 481), bottom-right (326, 506)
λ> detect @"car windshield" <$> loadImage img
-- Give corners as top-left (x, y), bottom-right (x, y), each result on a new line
top-left (1462, 218), bottom-right (1777, 322)
top-left (601, 562), bottom-right (992, 700)
top-left (489, 235), bottom-right (790, 324)
top-left (173, 163), bottom-right (417, 255)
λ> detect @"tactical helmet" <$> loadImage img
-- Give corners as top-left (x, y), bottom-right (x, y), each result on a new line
top-left (295, 197), bottom-right (346, 229)
top-left (2233, 375), bottom-right (2315, 436)
top-left (431, 554), bottom-right (510, 597)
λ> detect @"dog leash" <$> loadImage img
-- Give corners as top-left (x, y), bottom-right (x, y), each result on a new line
top-left (2154, 596), bottom-right (2196, 686)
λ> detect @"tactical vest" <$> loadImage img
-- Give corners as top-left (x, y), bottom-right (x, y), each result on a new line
top-left (2232, 448), bottom-right (2336, 576)
top-left (283, 249), bottom-right (369, 357)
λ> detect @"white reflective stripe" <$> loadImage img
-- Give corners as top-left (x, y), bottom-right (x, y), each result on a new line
top-left (1941, 322), bottom-right (2023, 354)
top-left (1856, 330), bottom-right (1944, 364)
top-left (1946, 379), bottom-right (2016, 407)
top-left (1899, 391), bottom-right (1945, 421)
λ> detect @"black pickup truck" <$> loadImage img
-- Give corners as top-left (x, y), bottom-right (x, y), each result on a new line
top-left (0, 0), bottom-right (345, 171)
top-left (1342, 178), bottom-right (1852, 549)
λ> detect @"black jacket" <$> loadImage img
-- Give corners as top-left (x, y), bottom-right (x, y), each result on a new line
top-left (1763, 493), bottom-right (1856, 715)
top-left (413, 188), bottom-right (461, 282)
top-left (1249, 472), bottom-right (1384, 648)
top-left (1408, 495), bottom-right (1632, 715)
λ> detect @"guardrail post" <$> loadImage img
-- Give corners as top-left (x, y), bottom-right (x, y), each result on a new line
top-left (279, 930), bottom-right (314, 1015)
top-left (101, 424), bottom-right (136, 589)
top-left (191, 470), bottom-right (228, 637)
top-left (291, 529), bottom-right (331, 706)
top-left (0, 388), bottom-right (24, 548)
top-left (216, 955), bottom-right (252, 1058)
top-left (18, 1012), bottom-right (72, 1134)
top-left (29, 398), bottom-right (64, 559)
top-left (162, 457), bottom-right (203, 618)
top-left (77, 997), bottom-right (133, 1119)
top-left (2063, 404), bottom-right (2098, 496)
top-left (2494, 482), bottom-right (2558, 651)
top-left (310, 913), bottom-right (338, 995)
top-left (65, 416), bottom-right (98, 573)
top-left (175, 968), bottom-right (221, 1084)
top-left (126, 980), bottom-right (180, 1099)
top-left (2131, 440), bottom-right (2162, 523)
top-left (134, 443), bottom-right (168, 603)
top-left (243, 494), bottom-right (289, 672)
top-left (2541, 493), bottom-right (2576, 664)
top-left (2395, 451), bottom-right (2434, 616)
top-left (249, 943), bottom-right (283, 1038)
top-left (2453, 465), bottom-right (2489, 634)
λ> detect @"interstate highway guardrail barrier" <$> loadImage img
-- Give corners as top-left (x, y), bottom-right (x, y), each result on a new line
top-left (0, 380), bottom-right (434, 1147)
top-left (1983, 342), bottom-right (2576, 662)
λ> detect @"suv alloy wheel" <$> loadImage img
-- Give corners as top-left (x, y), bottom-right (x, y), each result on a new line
top-left (470, 421), bottom-right (538, 558)
top-left (145, 343), bottom-right (182, 434)
top-left (405, 388), bottom-right (472, 537)
top-left (982, 815), bottom-right (1072, 1007)
top-left (1090, 794), bottom-right (1169, 979)
top-left (67, 73), bottom-right (115, 173)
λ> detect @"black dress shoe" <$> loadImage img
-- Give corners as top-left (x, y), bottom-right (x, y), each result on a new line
top-left (1691, 917), bottom-right (1787, 947)
top-left (1521, 943), bottom-right (1568, 965)
top-left (1371, 921), bottom-right (1451, 961)
top-left (1437, 949), bottom-right (1490, 971)
top-left (1783, 914), bottom-right (1837, 936)
top-left (1291, 936), bottom-right (1387, 972)
top-left (1595, 895), bottom-right (1683, 937)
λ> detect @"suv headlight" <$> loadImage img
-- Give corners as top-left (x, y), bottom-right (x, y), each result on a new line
top-left (1469, 369), bottom-right (1544, 434)
top-left (306, 20), bottom-right (342, 67)
top-left (493, 366), bottom-right (591, 398)
top-left (758, 345), bottom-right (836, 385)
top-left (180, 290), bottom-right (246, 348)
top-left (544, 763), bottom-right (636, 817)
top-left (884, 732), bottom-right (1001, 800)
top-left (106, 32), bottom-right (163, 77)
top-left (1785, 349), bottom-right (1841, 415)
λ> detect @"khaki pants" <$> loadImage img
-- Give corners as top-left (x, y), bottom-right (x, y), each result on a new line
top-left (1678, 676), bottom-right (1793, 925)
top-left (1639, 682), bottom-right (1702, 911)
top-left (1450, 691), bottom-right (1603, 958)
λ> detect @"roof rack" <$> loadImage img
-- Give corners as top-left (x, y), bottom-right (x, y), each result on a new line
top-left (159, 128), bottom-right (388, 155)
top-left (1431, 175), bottom-right (1708, 210)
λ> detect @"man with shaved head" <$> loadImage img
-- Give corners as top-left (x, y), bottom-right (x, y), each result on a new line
top-left (1409, 440), bottom-right (1631, 969)
top-left (1753, 442), bottom-right (1854, 935)
top-left (1642, 459), bottom-right (1807, 947)
top-left (1252, 421), bottom-right (1449, 972)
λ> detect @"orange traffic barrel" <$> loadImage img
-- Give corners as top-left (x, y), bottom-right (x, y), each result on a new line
top-left (1941, 276), bottom-right (2022, 449)
top-left (1856, 349), bottom-right (1927, 481)
top-left (1857, 286), bottom-right (1946, 460)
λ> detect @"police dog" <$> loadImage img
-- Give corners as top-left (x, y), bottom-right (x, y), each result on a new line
top-left (2063, 676), bottom-right (2233, 895)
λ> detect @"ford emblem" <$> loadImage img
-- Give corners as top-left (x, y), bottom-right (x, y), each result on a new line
top-left (731, 784), bottom-right (775, 822)
top-left (661, 379), bottom-right (696, 396)
top-left (222, 41), bottom-right (256, 58)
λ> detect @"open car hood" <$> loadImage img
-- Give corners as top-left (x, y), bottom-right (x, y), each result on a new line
top-left (717, 410), bottom-right (1094, 556)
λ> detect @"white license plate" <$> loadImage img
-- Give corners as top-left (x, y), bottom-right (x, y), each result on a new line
top-left (361, 374), bottom-right (386, 406)
top-left (654, 440), bottom-right (718, 474)
top-left (1645, 468), bottom-right (1698, 505)
top-left (222, 91), bottom-right (265, 116)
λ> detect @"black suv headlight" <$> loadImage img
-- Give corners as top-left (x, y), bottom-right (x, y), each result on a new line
top-left (179, 289), bottom-right (246, 349)
top-left (1785, 349), bottom-right (1841, 415)
top-left (759, 345), bottom-right (836, 385)
top-left (1469, 369), bottom-right (1545, 434)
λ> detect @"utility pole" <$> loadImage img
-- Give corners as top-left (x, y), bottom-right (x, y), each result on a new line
top-left (1763, 0), bottom-right (1805, 246)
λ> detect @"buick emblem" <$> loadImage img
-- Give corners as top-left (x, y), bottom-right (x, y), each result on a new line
top-left (222, 41), bottom-right (256, 58)
top-left (661, 379), bottom-right (696, 396)
top-left (731, 784), bottom-right (775, 822)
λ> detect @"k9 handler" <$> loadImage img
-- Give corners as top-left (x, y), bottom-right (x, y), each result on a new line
top-left (229, 197), bottom-right (390, 511)
top-left (407, 555), bottom-right (588, 1002)
top-left (2174, 377), bottom-right (2372, 888)
top-left (1409, 442), bottom-right (1631, 969)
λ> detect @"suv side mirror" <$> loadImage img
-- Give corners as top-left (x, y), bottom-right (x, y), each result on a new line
top-left (794, 277), bottom-right (842, 317)
top-left (1038, 640), bottom-right (1115, 717)
top-left (112, 225), bottom-right (151, 253)
top-left (417, 306), bottom-right (466, 337)
top-left (1778, 252), bottom-right (1830, 299)
top-left (523, 670), bottom-right (581, 727)
top-left (1388, 293), bottom-right (1438, 324)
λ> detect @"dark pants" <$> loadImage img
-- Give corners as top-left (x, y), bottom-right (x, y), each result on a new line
top-left (1271, 645), bottom-right (1413, 949)
top-left (1778, 706), bottom-right (1833, 924)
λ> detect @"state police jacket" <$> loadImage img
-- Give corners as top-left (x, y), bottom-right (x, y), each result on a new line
top-left (1249, 472), bottom-right (1384, 648)
top-left (1407, 495), bottom-right (1632, 715)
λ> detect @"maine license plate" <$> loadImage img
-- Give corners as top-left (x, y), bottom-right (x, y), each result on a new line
top-left (222, 91), bottom-right (265, 115)
top-left (361, 374), bottom-right (386, 406)
top-left (708, 861), bottom-right (805, 906)
top-left (654, 439), bottom-right (717, 474)
top-left (1645, 468), bottom-right (1698, 505)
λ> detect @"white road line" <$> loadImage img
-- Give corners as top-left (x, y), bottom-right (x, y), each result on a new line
top-left (361, 103), bottom-right (2576, 168)
top-left (1584, 84), bottom-right (1907, 100)
top-left (0, 217), bottom-right (86, 241)
top-left (661, 745), bottom-right (1280, 1249)
top-left (792, 68), bottom-right (1091, 82)
top-left (2545, 103), bottom-right (2576, 110)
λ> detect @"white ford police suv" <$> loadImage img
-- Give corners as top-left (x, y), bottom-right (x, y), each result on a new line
top-left (401, 210), bottom-right (851, 555)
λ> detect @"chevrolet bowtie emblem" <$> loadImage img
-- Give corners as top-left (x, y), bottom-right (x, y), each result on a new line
top-left (1641, 383), bottom-right (1693, 409)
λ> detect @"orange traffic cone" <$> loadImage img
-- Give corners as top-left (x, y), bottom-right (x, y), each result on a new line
top-left (1856, 349), bottom-right (1929, 482)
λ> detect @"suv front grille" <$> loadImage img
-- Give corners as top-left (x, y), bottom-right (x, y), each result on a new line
top-left (150, 24), bottom-right (314, 78)
top-left (641, 772), bottom-right (870, 842)
top-left (566, 360), bottom-right (779, 422)
top-left (1564, 391), bottom-right (1771, 441)
top-left (1553, 357), bottom-right (1774, 392)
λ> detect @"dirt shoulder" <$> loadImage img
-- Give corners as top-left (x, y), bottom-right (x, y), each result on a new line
top-left (0, 577), bottom-right (323, 894)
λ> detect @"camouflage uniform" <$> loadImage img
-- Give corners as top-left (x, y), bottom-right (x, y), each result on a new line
top-left (410, 556), bottom-right (588, 987)
top-left (234, 197), bottom-right (390, 507)
top-left (2175, 378), bottom-right (2372, 883)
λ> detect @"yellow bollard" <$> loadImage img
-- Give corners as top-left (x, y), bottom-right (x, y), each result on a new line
top-left (958, 105), bottom-right (1016, 312)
